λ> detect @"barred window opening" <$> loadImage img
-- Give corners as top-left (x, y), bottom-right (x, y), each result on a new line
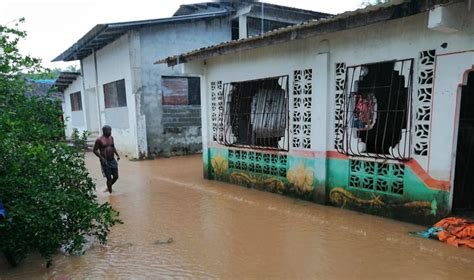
top-left (342, 60), bottom-right (413, 160)
top-left (218, 76), bottom-right (289, 150)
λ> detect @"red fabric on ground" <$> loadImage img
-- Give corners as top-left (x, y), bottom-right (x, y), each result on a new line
top-left (434, 217), bottom-right (474, 249)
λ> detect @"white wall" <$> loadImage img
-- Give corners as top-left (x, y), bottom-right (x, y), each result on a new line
top-left (81, 34), bottom-right (139, 157)
top-left (196, 2), bottom-right (474, 181)
top-left (62, 76), bottom-right (86, 138)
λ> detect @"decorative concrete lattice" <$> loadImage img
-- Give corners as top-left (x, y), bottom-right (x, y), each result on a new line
top-left (292, 69), bottom-right (313, 149)
top-left (349, 159), bottom-right (405, 195)
top-left (334, 63), bottom-right (346, 151)
top-left (210, 81), bottom-right (223, 142)
top-left (228, 149), bottom-right (288, 177)
top-left (414, 50), bottom-right (436, 156)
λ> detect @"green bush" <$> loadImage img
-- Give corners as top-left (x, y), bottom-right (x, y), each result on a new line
top-left (0, 19), bottom-right (121, 267)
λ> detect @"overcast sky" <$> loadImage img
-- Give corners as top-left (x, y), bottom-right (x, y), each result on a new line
top-left (1, 0), bottom-right (364, 70)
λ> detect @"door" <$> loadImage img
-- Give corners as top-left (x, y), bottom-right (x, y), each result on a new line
top-left (453, 72), bottom-right (474, 211)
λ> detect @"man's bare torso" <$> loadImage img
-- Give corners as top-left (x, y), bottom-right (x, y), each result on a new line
top-left (96, 136), bottom-right (115, 160)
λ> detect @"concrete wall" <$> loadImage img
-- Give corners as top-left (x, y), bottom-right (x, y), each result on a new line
top-left (80, 34), bottom-right (139, 157)
top-left (189, 2), bottom-right (474, 220)
top-left (139, 17), bottom-right (231, 156)
top-left (162, 105), bottom-right (202, 154)
top-left (203, 2), bottom-right (474, 174)
top-left (62, 76), bottom-right (86, 137)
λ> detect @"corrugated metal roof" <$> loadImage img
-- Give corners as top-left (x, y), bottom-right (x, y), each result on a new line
top-left (53, 72), bottom-right (81, 92)
top-left (52, 11), bottom-right (231, 62)
top-left (157, 0), bottom-right (458, 66)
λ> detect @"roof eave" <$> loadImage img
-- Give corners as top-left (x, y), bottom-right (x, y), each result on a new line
top-left (157, 0), bottom-right (451, 67)
top-left (52, 10), bottom-right (231, 62)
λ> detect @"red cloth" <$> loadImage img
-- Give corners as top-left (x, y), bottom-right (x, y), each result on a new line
top-left (434, 217), bottom-right (474, 248)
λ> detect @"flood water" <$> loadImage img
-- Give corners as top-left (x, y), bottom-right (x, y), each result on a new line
top-left (1, 153), bottom-right (474, 279)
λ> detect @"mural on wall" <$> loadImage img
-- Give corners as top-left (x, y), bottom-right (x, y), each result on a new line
top-left (329, 187), bottom-right (438, 218)
top-left (230, 171), bottom-right (286, 193)
top-left (210, 154), bottom-right (228, 179)
top-left (209, 149), bottom-right (317, 199)
top-left (287, 162), bottom-right (315, 198)
top-left (292, 69), bottom-right (313, 149)
top-left (414, 50), bottom-right (436, 157)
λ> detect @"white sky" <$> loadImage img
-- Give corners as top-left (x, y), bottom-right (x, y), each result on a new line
top-left (1, 0), bottom-right (364, 70)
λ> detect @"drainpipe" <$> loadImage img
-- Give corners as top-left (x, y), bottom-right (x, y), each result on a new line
top-left (80, 59), bottom-right (87, 133)
top-left (93, 49), bottom-right (102, 130)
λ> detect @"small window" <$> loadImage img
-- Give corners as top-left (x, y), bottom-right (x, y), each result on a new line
top-left (70, 91), bottom-right (82, 111)
top-left (218, 76), bottom-right (289, 150)
top-left (162, 76), bottom-right (200, 105)
top-left (104, 79), bottom-right (127, 108)
top-left (341, 59), bottom-right (413, 160)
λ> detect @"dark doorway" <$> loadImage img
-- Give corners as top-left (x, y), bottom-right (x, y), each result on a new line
top-left (355, 62), bottom-right (409, 156)
top-left (453, 72), bottom-right (474, 211)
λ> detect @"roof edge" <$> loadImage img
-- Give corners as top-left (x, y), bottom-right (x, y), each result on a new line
top-left (52, 10), bottom-right (231, 62)
top-left (157, 0), bottom-right (458, 67)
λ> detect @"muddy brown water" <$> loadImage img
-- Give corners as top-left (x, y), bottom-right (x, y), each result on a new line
top-left (1, 153), bottom-right (474, 279)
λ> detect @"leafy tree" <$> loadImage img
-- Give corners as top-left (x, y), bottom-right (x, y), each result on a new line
top-left (0, 19), bottom-right (121, 267)
top-left (64, 65), bottom-right (80, 73)
top-left (24, 68), bottom-right (61, 80)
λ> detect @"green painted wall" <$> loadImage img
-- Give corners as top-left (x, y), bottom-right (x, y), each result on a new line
top-left (206, 147), bottom-right (449, 225)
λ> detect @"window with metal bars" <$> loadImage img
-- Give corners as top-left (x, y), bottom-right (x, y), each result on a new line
top-left (218, 76), bottom-right (289, 150)
top-left (341, 60), bottom-right (413, 160)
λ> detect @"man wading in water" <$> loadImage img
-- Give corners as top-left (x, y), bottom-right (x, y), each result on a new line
top-left (93, 125), bottom-right (120, 193)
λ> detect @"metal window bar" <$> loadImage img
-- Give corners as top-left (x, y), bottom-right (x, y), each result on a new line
top-left (342, 59), bottom-right (413, 160)
top-left (218, 76), bottom-right (289, 151)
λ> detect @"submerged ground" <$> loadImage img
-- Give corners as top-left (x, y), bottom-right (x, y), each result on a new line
top-left (1, 153), bottom-right (474, 279)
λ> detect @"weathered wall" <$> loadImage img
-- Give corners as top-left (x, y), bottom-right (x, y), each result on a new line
top-left (80, 34), bottom-right (139, 157)
top-left (62, 76), bottom-right (86, 137)
top-left (162, 105), bottom-right (202, 154)
top-left (190, 2), bottom-right (474, 223)
top-left (139, 17), bottom-right (231, 156)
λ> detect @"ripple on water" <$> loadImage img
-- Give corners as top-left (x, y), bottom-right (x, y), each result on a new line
top-left (1, 154), bottom-right (474, 279)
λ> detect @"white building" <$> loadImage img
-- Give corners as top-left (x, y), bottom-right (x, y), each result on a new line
top-left (159, 0), bottom-right (474, 224)
top-left (54, 1), bottom-right (329, 158)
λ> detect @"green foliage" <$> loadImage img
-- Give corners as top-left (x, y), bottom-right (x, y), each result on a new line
top-left (0, 19), bottom-right (121, 267)
top-left (24, 68), bottom-right (61, 80)
top-left (71, 128), bottom-right (90, 151)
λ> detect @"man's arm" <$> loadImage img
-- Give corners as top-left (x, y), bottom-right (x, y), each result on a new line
top-left (93, 139), bottom-right (104, 161)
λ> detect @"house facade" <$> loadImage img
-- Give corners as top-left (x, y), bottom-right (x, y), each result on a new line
top-left (54, 1), bottom-right (329, 158)
top-left (160, 0), bottom-right (474, 224)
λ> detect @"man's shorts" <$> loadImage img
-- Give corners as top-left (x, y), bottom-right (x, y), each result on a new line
top-left (101, 159), bottom-right (118, 178)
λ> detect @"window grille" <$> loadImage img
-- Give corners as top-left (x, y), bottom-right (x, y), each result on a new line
top-left (228, 149), bottom-right (288, 178)
top-left (349, 159), bottom-right (405, 195)
top-left (104, 79), bottom-right (127, 108)
top-left (292, 69), bottom-right (313, 149)
top-left (217, 76), bottom-right (289, 151)
top-left (413, 49), bottom-right (436, 156)
top-left (339, 60), bottom-right (413, 160)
